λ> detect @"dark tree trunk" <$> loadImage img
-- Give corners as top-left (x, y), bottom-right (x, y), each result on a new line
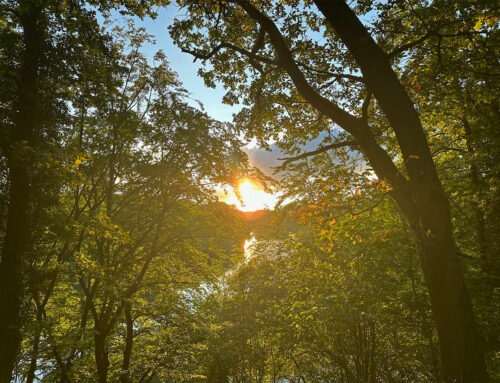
top-left (313, 1), bottom-right (488, 381)
top-left (26, 308), bottom-right (42, 383)
top-left (120, 302), bottom-right (134, 383)
top-left (0, 1), bottom-right (44, 381)
top-left (0, 165), bottom-right (30, 382)
top-left (51, 343), bottom-right (72, 383)
top-left (94, 328), bottom-right (109, 383)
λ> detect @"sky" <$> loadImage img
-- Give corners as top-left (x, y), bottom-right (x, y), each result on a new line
top-left (121, 5), bottom-right (239, 123)
top-left (105, 5), bottom-right (284, 209)
top-left (113, 5), bottom-right (289, 177)
top-left (106, 4), bottom-right (329, 210)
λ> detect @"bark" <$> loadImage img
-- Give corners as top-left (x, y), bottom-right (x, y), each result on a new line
top-left (94, 327), bottom-right (109, 383)
top-left (0, 1), bottom-right (44, 381)
top-left (120, 302), bottom-right (134, 383)
top-left (26, 305), bottom-right (43, 383)
top-left (312, 1), bottom-right (488, 381)
top-left (51, 343), bottom-right (71, 383)
top-left (26, 332), bottom-right (40, 383)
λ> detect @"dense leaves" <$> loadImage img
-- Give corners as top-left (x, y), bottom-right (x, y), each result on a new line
top-left (0, 0), bottom-right (498, 382)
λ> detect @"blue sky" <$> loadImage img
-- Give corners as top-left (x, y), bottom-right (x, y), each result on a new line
top-left (121, 5), bottom-right (240, 122)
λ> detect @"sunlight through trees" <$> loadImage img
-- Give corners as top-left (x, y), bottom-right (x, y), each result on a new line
top-left (0, 0), bottom-right (498, 382)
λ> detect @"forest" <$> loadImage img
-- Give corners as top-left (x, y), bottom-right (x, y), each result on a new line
top-left (0, 0), bottom-right (498, 382)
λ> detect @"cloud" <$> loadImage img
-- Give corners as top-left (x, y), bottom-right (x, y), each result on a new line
top-left (244, 134), bottom-right (328, 178)
top-left (244, 143), bottom-right (284, 178)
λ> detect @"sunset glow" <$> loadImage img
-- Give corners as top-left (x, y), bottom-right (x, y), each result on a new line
top-left (216, 179), bottom-right (277, 212)
top-left (237, 180), bottom-right (272, 212)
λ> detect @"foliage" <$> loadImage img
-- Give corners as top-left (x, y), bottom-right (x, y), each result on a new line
top-left (0, 0), bottom-right (497, 382)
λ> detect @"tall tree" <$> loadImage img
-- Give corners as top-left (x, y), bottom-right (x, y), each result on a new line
top-left (170, 0), bottom-right (497, 380)
top-left (0, 1), bottom-right (167, 379)
top-left (11, 20), bottom-right (252, 382)
top-left (0, 1), bottom-right (45, 379)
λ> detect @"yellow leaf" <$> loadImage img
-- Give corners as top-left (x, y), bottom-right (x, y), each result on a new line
top-left (474, 19), bottom-right (483, 31)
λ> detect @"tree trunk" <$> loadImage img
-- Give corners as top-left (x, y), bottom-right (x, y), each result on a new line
top-left (416, 218), bottom-right (487, 382)
top-left (0, 165), bottom-right (30, 382)
top-left (0, 1), bottom-right (43, 380)
top-left (120, 302), bottom-right (134, 383)
top-left (313, 1), bottom-right (488, 380)
top-left (94, 328), bottom-right (109, 383)
top-left (26, 308), bottom-right (42, 383)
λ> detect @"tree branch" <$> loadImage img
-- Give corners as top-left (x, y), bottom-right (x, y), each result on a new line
top-left (295, 60), bottom-right (364, 83)
top-left (388, 29), bottom-right (484, 58)
top-left (234, 0), bottom-right (414, 222)
top-left (278, 140), bottom-right (357, 166)
top-left (182, 42), bottom-right (276, 66)
top-left (249, 27), bottom-right (267, 73)
top-left (234, 0), bottom-right (361, 132)
top-left (388, 31), bottom-right (433, 58)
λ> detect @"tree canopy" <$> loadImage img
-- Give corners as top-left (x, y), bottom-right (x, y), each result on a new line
top-left (0, 0), bottom-right (498, 382)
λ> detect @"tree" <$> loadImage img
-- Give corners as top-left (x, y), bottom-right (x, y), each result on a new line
top-left (170, 0), bottom-right (497, 380)
top-left (0, 1), bottom-right (47, 379)
top-left (11, 20), bottom-right (251, 382)
top-left (195, 155), bottom-right (443, 382)
top-left (0, 2), bottom-right (169, 379)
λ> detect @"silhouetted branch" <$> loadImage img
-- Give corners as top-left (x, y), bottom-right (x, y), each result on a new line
top-left (278, 140), bottom-right (358, 166)
top-left (182, 43), bottom-right (276, 66)
top-left (295, 60), bottom-right (364, 83)
top-left (388, 29), bottom-right (485, 58)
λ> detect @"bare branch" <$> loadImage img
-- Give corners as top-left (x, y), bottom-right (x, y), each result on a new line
top-left (278, 140), bottom-right (358, 166)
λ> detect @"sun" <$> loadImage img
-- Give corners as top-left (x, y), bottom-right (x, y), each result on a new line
top-left (215, 179), bottom-right (277, 212)
top-left (236, 179), bottom-right (273, 212)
